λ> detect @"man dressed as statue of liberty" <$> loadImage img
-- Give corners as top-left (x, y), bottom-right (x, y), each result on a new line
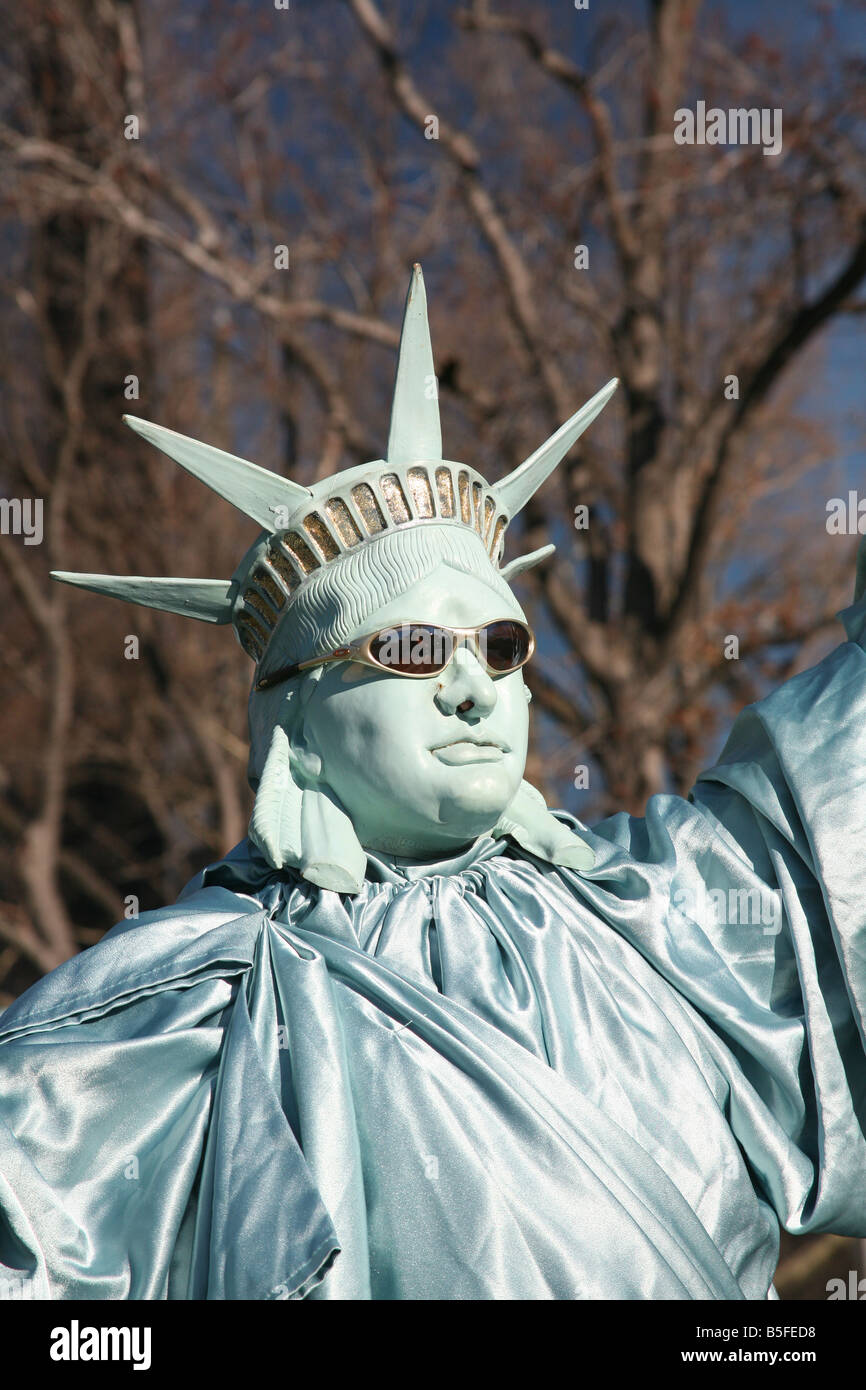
top-left (0, 266), bottom-right (864, 1300)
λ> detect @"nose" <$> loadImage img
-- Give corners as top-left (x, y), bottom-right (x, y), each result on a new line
top-left (434, 645), bottom-right (498, 719)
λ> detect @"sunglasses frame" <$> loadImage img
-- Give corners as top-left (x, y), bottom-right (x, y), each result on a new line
top-left (254, 619), bottom-right (536, 692)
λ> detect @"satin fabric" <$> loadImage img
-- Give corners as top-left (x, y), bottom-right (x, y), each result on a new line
top-left (2, 601), bottom-right (866, 1299)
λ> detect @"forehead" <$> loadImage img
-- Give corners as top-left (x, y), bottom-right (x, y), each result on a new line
top-left (347, 563), bottom-right (525, 635)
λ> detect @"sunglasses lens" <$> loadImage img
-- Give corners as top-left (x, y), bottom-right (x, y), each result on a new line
top-left (481, 620), bottom-right (532, 672)
top-left (369, 624), bottom-right (453, 675)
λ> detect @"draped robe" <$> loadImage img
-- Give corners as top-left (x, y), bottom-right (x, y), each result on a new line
top-left (2, 597), bottom-right (866, 1300)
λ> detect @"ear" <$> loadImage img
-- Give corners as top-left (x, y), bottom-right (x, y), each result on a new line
top-left (247, 672), bottom-right (367, 892)
top-left (287, 717), bottom-right (323, 786)
top-left (285, 665), bottom-right (324, 785)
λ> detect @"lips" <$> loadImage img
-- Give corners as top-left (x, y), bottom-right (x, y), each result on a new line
top-left (430, 735), bottom-right (510, 766)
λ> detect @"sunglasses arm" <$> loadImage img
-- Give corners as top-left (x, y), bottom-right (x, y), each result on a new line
top-left (254, 646), bottom-right (354, 693)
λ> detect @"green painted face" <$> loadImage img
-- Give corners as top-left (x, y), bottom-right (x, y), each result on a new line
top-left (296, 563), bottom-right (530, 856)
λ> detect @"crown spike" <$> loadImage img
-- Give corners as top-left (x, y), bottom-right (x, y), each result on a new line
top-left (123, 415), bottom-right (312, 531)
top-left (386, 264), bottom-right (442, 467)
top-left (50, 573), bottom-right (236, 623)
top-left (494, 378), bottom-right (618, 517)
top-left (500, 545), bottom-right (556, 582)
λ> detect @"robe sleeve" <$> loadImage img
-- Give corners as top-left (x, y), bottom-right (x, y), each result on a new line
top-left (583, 586), bottom-right (866, 1239)
top-left (0, 978), bottom-right (228, 1299)
top-left (0, 899), bottom-right (339, 1299)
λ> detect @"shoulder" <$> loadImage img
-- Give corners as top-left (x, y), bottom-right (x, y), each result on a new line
top-left (0, 883), bottom-right (266, 1042)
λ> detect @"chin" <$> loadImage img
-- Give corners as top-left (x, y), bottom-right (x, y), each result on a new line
top-left (437, 767), bottom-right (516, 832)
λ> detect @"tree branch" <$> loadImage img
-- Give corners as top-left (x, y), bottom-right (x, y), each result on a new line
top-left (345, 0), bottom-right (571, 422)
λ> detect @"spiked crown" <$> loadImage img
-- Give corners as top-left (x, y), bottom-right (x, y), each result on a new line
top-left (52, 266), bottom-right (617, 675)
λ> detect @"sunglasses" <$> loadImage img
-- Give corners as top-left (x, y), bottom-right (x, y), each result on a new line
top-left (254, 619), bottom-right (535, 692)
